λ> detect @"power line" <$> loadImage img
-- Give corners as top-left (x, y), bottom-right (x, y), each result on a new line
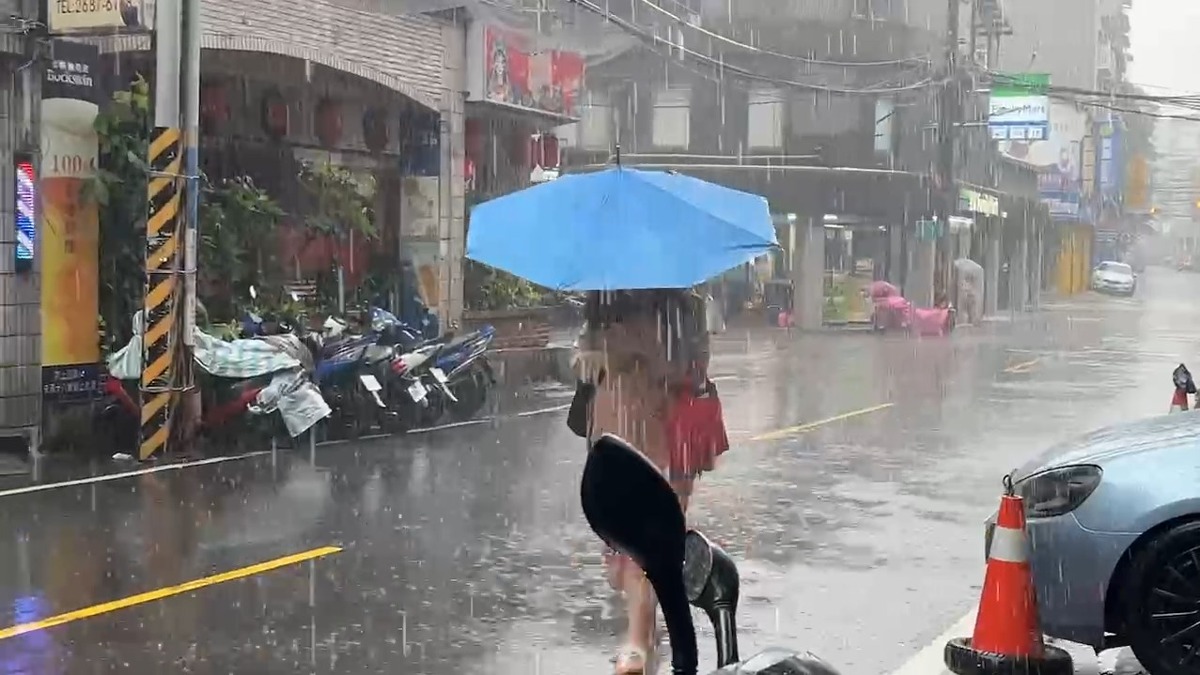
top-left (562, 0), bottom-right (942, 96)
top-left (627, 0), bottom-right (933, 68)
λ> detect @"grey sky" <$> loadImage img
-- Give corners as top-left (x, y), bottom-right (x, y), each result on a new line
top-left (1131, 0), bottom-right (1200, 93)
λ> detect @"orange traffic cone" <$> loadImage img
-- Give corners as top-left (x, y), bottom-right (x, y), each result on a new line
top-left (944, 483), bottom-right (1073, 675)
top-left (1170, 387), bottom-right (1189, 414)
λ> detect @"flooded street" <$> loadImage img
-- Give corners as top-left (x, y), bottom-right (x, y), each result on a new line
top-left (0, 269), bottom-right (1194, 675)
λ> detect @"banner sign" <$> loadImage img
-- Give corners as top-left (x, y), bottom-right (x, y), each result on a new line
top-left (466, 21), bottom-right (585, 120)
top-left (958, 188), bottom-right (1000, 217)
top-left (1039, 189), bottom-right (1081, 218)
top-left (988, 73), bottom-right (1050, 142)
top-left (40, 39), bottom-right (102, 402)
top-left (47, 0), bottom-right (152, 33)
top-left (1098, 120), bottom-right (1123, 205)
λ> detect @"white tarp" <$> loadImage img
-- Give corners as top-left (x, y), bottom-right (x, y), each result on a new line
top-left (107, 311), bottom-right (329, 437)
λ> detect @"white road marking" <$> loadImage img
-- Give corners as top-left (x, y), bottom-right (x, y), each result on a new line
top-left (0, 451), bottom-right (271, 499)
top-left (0, 399), bottom-right (602, 497)
top-left (406, 419), bottom-right (489, 434)
top-left (1079, 348), bottom-right (1182, 360)
top-left (887, 609), bottom-right (974, 675)
top-left (517, 403), bottom-right (571, 417)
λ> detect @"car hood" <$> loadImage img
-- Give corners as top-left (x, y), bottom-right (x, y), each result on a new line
top-left (1096, 272), bottom-right (1132, 283)
top-left (1014, 412), bottom-right (1200, 480)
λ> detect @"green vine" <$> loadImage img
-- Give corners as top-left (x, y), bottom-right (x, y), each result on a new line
top-left (87, 75), bottom-right (151, 349)
top-left (198, 175), bottom-right (284, 320)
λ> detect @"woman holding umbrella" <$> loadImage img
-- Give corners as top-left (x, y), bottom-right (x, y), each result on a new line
top-left (465, 164), bottom-right (776, 674)
top-left (572, 288), bottom-right (727, 672)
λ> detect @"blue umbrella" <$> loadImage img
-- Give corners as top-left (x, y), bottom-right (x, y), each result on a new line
top-left (466, 166), bottom-right (777, 290)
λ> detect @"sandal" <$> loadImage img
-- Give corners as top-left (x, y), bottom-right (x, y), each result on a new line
top-left (614, 645), bottom-right (650, 674)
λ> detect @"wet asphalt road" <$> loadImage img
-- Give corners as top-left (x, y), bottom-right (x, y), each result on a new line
top-left (0, 268), bottom-right (1197, 675)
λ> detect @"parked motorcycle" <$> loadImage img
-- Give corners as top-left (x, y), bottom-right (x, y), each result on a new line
top-left (100, 308), bottom-right (329, 454)
top-left (303, 313), bottom-right (397, 439)
top-left (374, 312), bottom-right (496, 426)
top-left (581, 433), bottom-right (844, 675)
top-left (426, 324), bottom-right (497, 422)
top-left (382, 341), bottom-right (445, 430)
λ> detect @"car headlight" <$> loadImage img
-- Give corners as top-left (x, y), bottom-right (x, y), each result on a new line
top-left (1015, 465), bottom-right (1103, 519)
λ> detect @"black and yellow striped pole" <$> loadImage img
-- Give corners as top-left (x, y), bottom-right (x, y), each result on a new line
top-left (139, 126), bottom-right (184, 460)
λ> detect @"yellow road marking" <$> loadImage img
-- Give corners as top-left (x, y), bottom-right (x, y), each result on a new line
top-left (0, 545), bottom-right (342, 641)
top-left (750, 403), bottom-right (895, 442)
top-left (1003, 357), bottom-right (1041, 374)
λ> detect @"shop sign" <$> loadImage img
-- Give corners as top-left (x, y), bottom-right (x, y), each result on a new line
top-left (48, 0), bottom-right (153, 33)
top-left (988, 73), bottom-right (1050, 141)
top-left (949, 216), bottom-right (974, 233)
top-left (1098, 120), bottom-right (1123, 201)
top-left (466, 21), bottom-right (585, 119)
top-left (1041, 190), bottom-right (1081, 218)
top-left (915, 219), bottom-right (942, 241)
top-left (40, 39), bottom-right (102, 401)
top-left (958, 188), bottom-right (1000, 217)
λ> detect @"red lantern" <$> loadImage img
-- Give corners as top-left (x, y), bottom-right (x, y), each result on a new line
top-left (262, 91), bottom-right (289, 139)
top-left (527, 134), bottom-right (561, 169)
top-left (200, 82), bottom-right (230, 134)
top-left (316, 98), bottom-right (343, 148)
top-left (541, 135), bottom-right (560, 169)
top-left (363, 107), bottom-right (389, 152)
top-left (465, 117), bottom-right (485, 164)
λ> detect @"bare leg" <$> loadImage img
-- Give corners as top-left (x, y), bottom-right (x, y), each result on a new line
top-left (616, 480), bottom-right (692, 672)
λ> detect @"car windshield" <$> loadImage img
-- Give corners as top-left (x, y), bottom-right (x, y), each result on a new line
top-left (1098, 262), bottom-right (1132, 275)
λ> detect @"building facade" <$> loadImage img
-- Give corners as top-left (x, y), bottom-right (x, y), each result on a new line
top-left (559, 0), bottom-right (1041, 323)
top-left (0, 0), bottom-right (42, 456)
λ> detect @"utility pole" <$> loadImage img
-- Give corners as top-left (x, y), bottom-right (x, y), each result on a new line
top-left (138, 0), bottom-right (185, 460)
top-left (179, 0), bottom-right (202, 442)
top-left (936, 0), bottom-right (963, 303)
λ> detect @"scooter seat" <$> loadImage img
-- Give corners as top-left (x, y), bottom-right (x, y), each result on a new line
top-left (363, 344), bottom-right (395, 364)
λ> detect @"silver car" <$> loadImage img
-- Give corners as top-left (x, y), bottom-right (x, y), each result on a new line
top-left (988, 411), bottom-right (1200, 674)
top-left (1092, 261), bottom-right (1137, 296)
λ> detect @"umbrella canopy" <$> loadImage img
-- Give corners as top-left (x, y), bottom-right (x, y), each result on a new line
top-left (466, 166), bottom-right (777, 291)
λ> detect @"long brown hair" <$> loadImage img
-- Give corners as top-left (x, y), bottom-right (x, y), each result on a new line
top-left (581, 289), bottom-right (701, 363)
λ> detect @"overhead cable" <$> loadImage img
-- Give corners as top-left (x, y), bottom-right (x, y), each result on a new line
top-left (563, 0), bottom-right (942, 96)
top-left (627, 0), bottom-right (933, 68)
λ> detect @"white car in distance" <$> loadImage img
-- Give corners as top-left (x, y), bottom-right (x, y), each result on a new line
top-left (1091, 261), bottom-right (1136, 296)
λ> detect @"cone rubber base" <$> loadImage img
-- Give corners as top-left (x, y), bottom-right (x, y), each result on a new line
top-left (944, 638), bottom-right (1074, 675)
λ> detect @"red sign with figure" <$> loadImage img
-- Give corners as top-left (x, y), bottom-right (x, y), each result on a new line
top-left (481, 25), bottom-right (584, 118)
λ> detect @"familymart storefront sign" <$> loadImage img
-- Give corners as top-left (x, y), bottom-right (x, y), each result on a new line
top-left (988, 73), bottom-right (1050, 142)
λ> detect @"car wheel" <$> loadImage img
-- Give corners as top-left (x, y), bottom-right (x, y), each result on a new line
top-left (1119, 520), bottom-right (1200, 674)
